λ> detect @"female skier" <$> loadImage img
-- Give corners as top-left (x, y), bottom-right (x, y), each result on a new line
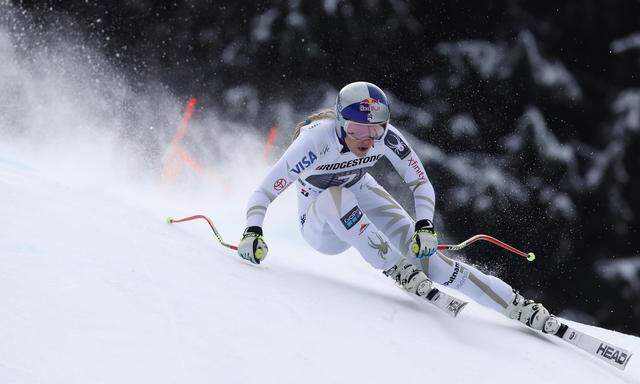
top-left (237, 81), bottom-right (560, 334)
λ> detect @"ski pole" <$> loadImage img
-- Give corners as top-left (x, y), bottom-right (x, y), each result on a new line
top-left (166, 215), bottom-right (238, 251)
top-left (166, 215), bottom-right (534, 261)
top-left (438, 234), bottom-right (536, 261)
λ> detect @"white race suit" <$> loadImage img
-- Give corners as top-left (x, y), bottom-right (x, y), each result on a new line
top-left (245, 119), bottom-right (514, 313)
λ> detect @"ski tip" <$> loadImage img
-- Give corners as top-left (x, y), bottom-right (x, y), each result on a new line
top-left (527, 252), bottom-right (536, 262)
top-left (165, 217), bottom-right (174, 224)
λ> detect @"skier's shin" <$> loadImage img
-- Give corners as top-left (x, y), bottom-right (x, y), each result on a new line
top-left (421, 252), bottom-right (514, 312)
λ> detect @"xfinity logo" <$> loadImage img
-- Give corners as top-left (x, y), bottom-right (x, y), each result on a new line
top-left (407, 157), bottom-right (427, 181)
top-left (290, 151), bottom-right (317, 174)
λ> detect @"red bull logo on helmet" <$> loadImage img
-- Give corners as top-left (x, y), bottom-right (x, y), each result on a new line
top-left (359, 98), bottom-right (382, 112)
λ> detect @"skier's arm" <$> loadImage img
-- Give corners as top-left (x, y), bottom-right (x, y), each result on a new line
top-left (382, 125), bottom-right (438, 258)
top-left (245, 131), bottom-right (317, 228)
top-left (382, 126), bottom-right (436, 223)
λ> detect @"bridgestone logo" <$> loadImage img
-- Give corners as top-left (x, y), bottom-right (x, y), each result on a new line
top-left (316, 155), bottom-right (381, 171)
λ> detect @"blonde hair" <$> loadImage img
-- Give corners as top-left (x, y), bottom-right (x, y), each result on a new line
top-left (292, 109), bottom-right (336, 142)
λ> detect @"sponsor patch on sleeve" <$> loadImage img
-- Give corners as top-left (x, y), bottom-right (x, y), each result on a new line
top-left (273, 178), bottom-right (287, 191)
top-left (340, 206), bottom-right (363, 230)
top-left (384, 130), bottom-right (411, 159)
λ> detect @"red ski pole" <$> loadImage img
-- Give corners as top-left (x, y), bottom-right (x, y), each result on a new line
top-left (438, 234), bottom-right (536, 262)
top-left (166, 215), bottom-right (238, 251)
top-left (167, 214), bottom-right (534, 261)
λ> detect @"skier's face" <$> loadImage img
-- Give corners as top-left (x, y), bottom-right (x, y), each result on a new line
top-left (345, 135), bottom-right (373, 157)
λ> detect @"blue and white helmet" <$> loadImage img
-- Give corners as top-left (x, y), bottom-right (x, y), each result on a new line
top-left (335, 81), bottom-right (390, 138)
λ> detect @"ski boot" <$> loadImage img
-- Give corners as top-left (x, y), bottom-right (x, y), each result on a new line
top-left (384, 257), bottom-right (467, 317)
top-left (504, 290), bottom-right (556, 332)
top-left (383, 257), bottom-right (433, 297)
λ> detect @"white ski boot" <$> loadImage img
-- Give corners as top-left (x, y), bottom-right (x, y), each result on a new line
top-left (383, 257), bottom-right (433, 297)
top-left (384, 257), bottom-right (468, 317)
top-left (542, 315), bottom-right (562, 334)
top-left (504, 290), bottom-right (553, 331)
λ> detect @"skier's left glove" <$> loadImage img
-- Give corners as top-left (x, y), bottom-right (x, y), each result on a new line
top-left (238, 226), bottom-right (268, 264)
top-left (410, 219), bottom-right (438, 259)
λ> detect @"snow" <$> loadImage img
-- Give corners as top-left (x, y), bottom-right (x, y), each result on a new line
top-left (514, 107), bottom-right (576, 164)
top-left (519, 31), bottom-right (583, 101)
top-left (612, 89), bottom-right (640, 135)
top-left (436, 40), bottom-right (510, 80)
top-left (1, 11), bottom-right (639, 382)
top-left (1, 138), bottom-right (639, 384)
top-left (406, 134), bottom-right (531, 208)
top-left (597, 257), bottom-right (640, 296)
top-left (323, 0), bottom-right (339, 15)
top-left (251, 8), bottom-right (279, 42)
top-left (449, 113), bottom-right (479, 138)
top-left (223, 85), bottom-right (260, 120)
top-left (436, 31), bottom-right (583, 101)
top-left (585, 141), bottom-right (625, 188)
top-left (541, 188), bottom-right (576, 220)
top-left (611, 32), bottom-right (640, 54)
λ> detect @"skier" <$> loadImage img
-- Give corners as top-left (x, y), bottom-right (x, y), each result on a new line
top-left (237, 81), bottom-right (560, 334)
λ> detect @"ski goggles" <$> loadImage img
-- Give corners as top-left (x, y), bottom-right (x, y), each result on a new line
top-left (344, 121), bottom-right (387, 141)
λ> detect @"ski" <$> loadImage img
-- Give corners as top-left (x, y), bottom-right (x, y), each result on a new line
top-left (425, 287), bottom-right (468, 318)
top-left (399, 285), bottom-right (468, 318)
top-left (545, 317), bottom-right (633, 370)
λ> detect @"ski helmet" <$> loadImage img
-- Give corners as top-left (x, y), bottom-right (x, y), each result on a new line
top-left (335, 82), bottom-right (390, 140)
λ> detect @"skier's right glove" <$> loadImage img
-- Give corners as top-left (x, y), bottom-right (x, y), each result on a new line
top-left (238, 226), bottom-right (268, 265)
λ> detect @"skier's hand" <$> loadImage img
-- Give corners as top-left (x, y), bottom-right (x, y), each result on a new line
top-left (238, 226), bottom-right (268, 264)
top-left (410, 219), bottom-right (438, 259)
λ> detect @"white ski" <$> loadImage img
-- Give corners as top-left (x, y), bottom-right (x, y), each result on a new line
top-left (551, 321), bottom-right (633, 370)
top-left (425, 288), bottom-right (468, 318)
top-left (399, 285), bottom-right (468, 318)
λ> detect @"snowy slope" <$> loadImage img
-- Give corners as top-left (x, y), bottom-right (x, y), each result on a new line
top-left (1, 142), bottom-right (639, 384)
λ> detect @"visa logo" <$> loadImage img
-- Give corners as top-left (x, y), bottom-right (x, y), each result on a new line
top-left (290, 151), bottom-right (317, 174)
